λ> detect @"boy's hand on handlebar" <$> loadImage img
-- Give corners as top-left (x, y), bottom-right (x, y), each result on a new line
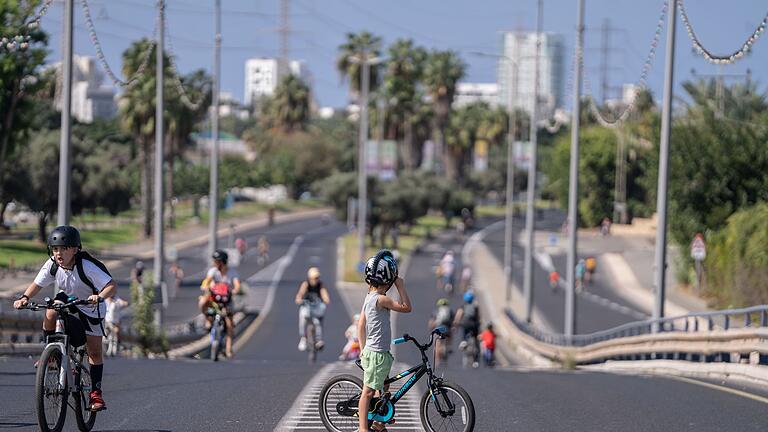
top-left (13, 298), bottom-right (28, 309)
top-left (87, 294), bottom-right (102, 305)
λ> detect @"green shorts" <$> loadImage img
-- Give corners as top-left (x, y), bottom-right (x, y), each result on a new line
top-left (361, 348), bottom-right (394, 391)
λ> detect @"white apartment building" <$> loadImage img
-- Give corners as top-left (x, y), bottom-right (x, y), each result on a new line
top-left (453, 83), bottom-right (499, 108)
top-left (243, 58), bottom-right (308, 106)
top-left (498, 32), bottom-right (565, 118)
top-left (53, 56), bottom-right (116, 123)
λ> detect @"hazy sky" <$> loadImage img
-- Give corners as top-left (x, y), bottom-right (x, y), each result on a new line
top-left (36, 0), bottom-right (766, 108)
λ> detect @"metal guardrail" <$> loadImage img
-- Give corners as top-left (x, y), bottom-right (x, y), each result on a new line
top-left (506, 305), bottom-right (768, 347)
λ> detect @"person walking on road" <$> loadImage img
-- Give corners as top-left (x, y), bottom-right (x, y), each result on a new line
top-left (358, 250), bottom-right (411, 432)
top-left (480, 323), bottom-right (496, 367)
top-left (455, 291), bottom-right (481, 368)
top-left (13, 225), bottom-right (116, 411)
top-left (575, 259), bottom-right (586, 292)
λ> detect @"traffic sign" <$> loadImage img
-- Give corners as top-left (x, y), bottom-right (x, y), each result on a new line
top-left (691, 233), bottom-right (706, 261)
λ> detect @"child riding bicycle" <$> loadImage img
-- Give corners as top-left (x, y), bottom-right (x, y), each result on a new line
top-left (358, 250), bottom-right (412, 432)
top-left (12, 225), bottom-right (116, 412)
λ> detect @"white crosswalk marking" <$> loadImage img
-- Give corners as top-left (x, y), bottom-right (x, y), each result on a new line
top-left (275, 361), bottom-right (425, 431)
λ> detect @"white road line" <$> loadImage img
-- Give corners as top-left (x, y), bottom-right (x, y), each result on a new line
top-left (275, 361), bottom-right (425, 431)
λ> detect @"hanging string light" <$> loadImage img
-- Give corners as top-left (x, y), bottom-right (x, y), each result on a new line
top-left (0, 0), bottom-right (55, 52)
top-left (583, 0), bottom-right (668, 127)
top-left (678, 0), bottom-right (767, 65)
top-left (163, 9), bottom-right (207, 110)
top-left (79, 0), bottom-right (157, 88)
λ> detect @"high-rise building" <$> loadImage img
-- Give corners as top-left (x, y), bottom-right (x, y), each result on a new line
top-left (52, 55), bottom-right (116, 123)
top-left (498, 32), bottom-right (565, 118)
top-left (243, 58), bottom-right (308, 106)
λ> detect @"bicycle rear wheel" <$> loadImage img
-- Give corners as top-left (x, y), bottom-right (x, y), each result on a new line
top-left (420, 381), bottom-right (475, 432)
top-left (35, 345), bottom-right (68, 432)
top-left (318, 374), bottom-right (363, 432)
top-left (73, 366), bottom-right (97, 431)
top-left (306, 322), bottom-right (316, 364)
top-left (211, 320), bottom-right (221, 362)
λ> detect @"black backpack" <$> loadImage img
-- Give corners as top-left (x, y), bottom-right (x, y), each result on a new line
top-left (49, 251), bottom-right (112, 337)
top-left (49, 250), bottom-right (112, 295)
top-left (461, 303), bottom-right (479, 329)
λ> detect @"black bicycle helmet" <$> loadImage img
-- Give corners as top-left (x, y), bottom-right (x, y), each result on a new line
top-left (212, 249), bottom-right (228, 265)
top-left (364, 249), bottom-right (398, 287)
top-left (48, 225), bottom-right (81, 248)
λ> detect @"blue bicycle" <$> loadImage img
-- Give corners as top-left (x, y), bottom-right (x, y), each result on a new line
top-left (318, 326), bottom-right (475, 431)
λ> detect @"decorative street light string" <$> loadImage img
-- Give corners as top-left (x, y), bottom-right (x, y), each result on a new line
top-left (163, 7), bottom-right (207, 110)
top-left (80, 0), bottom-right (157, 89)
top-left (0, 0), bottom-right (55, 52)
top-left (583, 0), bottom-right (668, 127)
top-left (678, 0), bottom-right (767, 65)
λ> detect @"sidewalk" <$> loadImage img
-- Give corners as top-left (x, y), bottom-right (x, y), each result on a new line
top-left (0, 206), bottom-right (331, 300)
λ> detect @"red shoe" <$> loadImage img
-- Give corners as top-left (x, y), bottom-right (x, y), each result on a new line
top-left (89, 390), bottom-right (106, 411)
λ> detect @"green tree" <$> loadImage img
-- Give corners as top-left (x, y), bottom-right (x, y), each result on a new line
top-left (260, 74), bottom-right (310, 133)
top-left (445, 102), bottom-right (507, 182)
top-left (704, 203), bottom-right (768, 309)
top-left (0, 0), bottom-right (48, 221)
top-left (165, 69), bottom-right (211, 227)
top-left (19, 130), bottom-right (86, 241)
top-left (383, 39), bottom-right (427, 171)
top-left (337, 31), bottom-right (382, 99)
top-left (423, 50), bottom-right (466, 179)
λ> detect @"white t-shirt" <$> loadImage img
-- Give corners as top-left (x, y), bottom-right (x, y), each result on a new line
top-left (440, 255), bottom-right (455, 275)
top-left (205, 267), bottom-right (238, 287)
top-left (105, 296), bottom-right (125, 324)
top-left (34, 259), bottom-right (111, 319)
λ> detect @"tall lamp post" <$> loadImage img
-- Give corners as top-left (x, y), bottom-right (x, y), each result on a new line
top-left (349, 53), bottom-right (382, 268)
top-left (208, 0), bottom-right (222, 259)
top-left (522, 0), bottom-right (543, 323)
top-left (57, 0), bottom-right (74, 226)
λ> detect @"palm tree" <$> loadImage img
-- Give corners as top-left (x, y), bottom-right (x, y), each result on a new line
top-left (444, 102), bottom-right (506, 181)
top-left (260, 74), bottom-right (311, 133)
top-left (165, 69), bottom-right (211, 228)
top-left (337, 32), bottom-right (382, 101)
top-left (383, 39), bottom-right (427, 171)
top-left (119, 38), bottom-right (172, 238)
top-left (423, 50), bottom-right (466, 179)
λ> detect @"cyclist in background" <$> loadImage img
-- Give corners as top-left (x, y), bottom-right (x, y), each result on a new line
top-left (294, 267), bottom-right (330, 352)
top-left (257, 235), bottom-right (270, 266)
top-left (429, 298), bottom-right (455, 368)
top-left (436, 250), bottom-right (456, 292)
top-left (455, 291), bottom-right (481, 368)
top-left (199, 249), bottom-right (241, 358)
top-left (575, 259), bottom-right (586, 292)
top-left (480, 323), bottom-right (496, 367)
top-left (104, 295), bottom-right (128, 355)
top-left (549, 271), bottom-right (560, 292)
top-left (585, 256), bottom-right (597, 285)
top-left (339, 313), bottom-right (361, 361)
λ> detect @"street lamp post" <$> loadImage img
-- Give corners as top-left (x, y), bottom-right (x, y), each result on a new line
top-left (523, 0), bottom-right (543, 323)
top-left (154, 0), bottom-right (166, 319)
top-left (57, 0), bottom-right (74, 226)
top-left (565, 0), bottom-right (585, 340)
top-left (653, 0), bottom-right (678, 331)
top-left (349, 54), bottom-right (382, 268)
top-left (208, 0), bottom-right (221, 259)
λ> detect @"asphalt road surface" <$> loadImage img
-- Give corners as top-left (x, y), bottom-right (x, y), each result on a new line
top-left (1, 217), bottom-right (767, 431)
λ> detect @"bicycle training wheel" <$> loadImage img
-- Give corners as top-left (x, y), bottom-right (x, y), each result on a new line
top-left (35, 345), bottom-right (68, 432)
top-left (420, 380), bottom-right (475, 432)
top-left (318, 374), bottom-right (363, 432)
top-left (73, 366), bottom-right (97, 431)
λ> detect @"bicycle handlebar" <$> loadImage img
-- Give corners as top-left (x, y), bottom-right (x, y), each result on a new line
top-left (392, 326), bottom-right (448, 350)
top-left (22, 297), bottom-right (101, 311)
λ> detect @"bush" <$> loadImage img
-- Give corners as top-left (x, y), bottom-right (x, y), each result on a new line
top-left (703, 203), bottom-right (768, 309)
top-left (130, 273), bottom-right (168, 356)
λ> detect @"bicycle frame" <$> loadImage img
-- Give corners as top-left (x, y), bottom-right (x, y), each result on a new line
top-left (356, 327), bottom-right (457, 423)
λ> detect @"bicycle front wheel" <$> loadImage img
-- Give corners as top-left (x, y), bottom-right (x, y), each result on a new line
top-left (73, 366), bottom-right (97, 431)
top-left (318, 374), bottom-right (363, 432)
top-left (35, 345), bottom-right (68, 432)
top-left (420, 381), bottom-right (475, 432)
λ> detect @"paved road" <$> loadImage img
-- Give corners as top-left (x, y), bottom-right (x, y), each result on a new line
top-left (480, 211), bottom-right (646, 334)
top-left (2, 218), bottom-right (768, 431)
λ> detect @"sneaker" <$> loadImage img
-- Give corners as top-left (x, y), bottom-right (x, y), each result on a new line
top-left (89, 390), bottom-right (106, 412)
top-left (298, 337), bottom-right (307, 352)
top-left (315, 340), bottom-right (325, 350)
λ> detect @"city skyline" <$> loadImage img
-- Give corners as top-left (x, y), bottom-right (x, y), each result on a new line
top-left (32, 0), bottom-right (768, 109)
